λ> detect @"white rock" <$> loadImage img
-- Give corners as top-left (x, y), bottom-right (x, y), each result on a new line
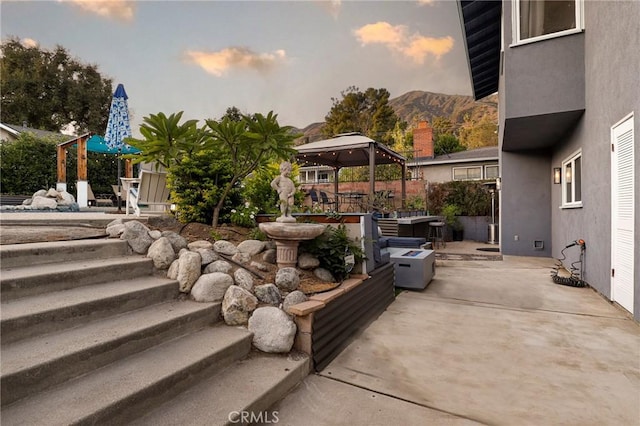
top-left (204, 260), bottom-right (232, 274)
top-left (213, 240), bottom-right (238, 256)
top-left (191, 273), bottom-right (234, 302)
top-left (188, 240), bottom-right (213, 251)
top-left (237, 240), bottom-right (266, 256)
top-left (45, 188), bottom-right (60, 198)
top-left (248, 307), bottom-right (296, 353)
top-left (162, 231), bottom-right (188, 252)
top-left (106, 223), bottom-right (125, 238)
top-left (250, 261), bottom-right (269, 272)
top-left (222, 285), bottom-right (258, 325)
top-left (194, 248), bottom-right (219, 265)
top-left (149, 230), bottom-right (162, 240)
top-left (314, 267), bottom-right (335, 283)
top-left (275, 267), bottom-right (300, 292)
top-left (147, 237), bottom-right (176, 269)
top-left (254, 284), bottom-right (282, 305)
top-left (283, 291), bottom-right (309, 314)
top-left (167, 259), bottom-right (180, 279)
top-left (232, 252), bottom-right (251, 265)
top-left (297, 253), bottom-right (320, 270)
top-left (233, 268), bottom-right (254, 292)
top-left (121, 221), bottom-right (153, 254)
top-left (30, 195), bottom-right (57, 209)
top-left (177, 251), bottom-right (201, 293)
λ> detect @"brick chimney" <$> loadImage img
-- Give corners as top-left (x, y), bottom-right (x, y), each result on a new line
top-left (413, 120), bottom-right (434, 158)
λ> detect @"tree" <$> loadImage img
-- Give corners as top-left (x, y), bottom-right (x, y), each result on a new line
top-left (323, 86), bottom-right (402, 145)
top-left (204, 111), bottom-right (299, 227)
top-left (126, 111), bottom-right (205, 169)
top-left (434, 134), bottom-right (466, 156)
top-left (431, 116), bottom-right (455, 139)
top-left (0, 133), bottom-right (60, 193)
top-left (458, 115), bottom-right (498, 149)
top-left (1, 37), bottom-right (113, 134)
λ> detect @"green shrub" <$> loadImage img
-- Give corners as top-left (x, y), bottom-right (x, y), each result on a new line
top-left (301, 224), bottom-right (365, 282)
top-left (230, 202), bottom-right (260, 228)
top-left (168, 151), bottom-right (238, 224)
top-left (242, 161), bottom-right (305, 215)
top-left (427, 181), bottom-right (492, 216)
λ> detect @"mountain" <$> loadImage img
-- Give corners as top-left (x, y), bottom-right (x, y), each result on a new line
top-left (295, 90), bottom-right (498, 143)
top-left (389, 90), bottom-right (498, 127)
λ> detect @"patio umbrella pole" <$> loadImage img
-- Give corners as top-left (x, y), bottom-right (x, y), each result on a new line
top-left (104, 83), bottom-right (133, 215)
top-left (117, 151), bottom-right (122, 213)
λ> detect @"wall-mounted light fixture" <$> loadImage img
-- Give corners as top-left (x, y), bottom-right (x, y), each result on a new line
top-left (553, 167), bottom-right (561, 184)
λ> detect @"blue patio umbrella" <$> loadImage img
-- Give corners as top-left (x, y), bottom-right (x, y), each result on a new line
top-left (87, 134), bottom-right (140, 154)
top-left (104, 83), bottom-right (133, 211)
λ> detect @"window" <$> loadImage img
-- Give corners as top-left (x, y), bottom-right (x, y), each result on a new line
top-left (453, 166), bottom-right (482, 181)
top-left (318, 172), bottom-right (329, 183)
top-left (514, 0), bottom-right (582, 44)
top-left (562, 150), bottom-right (582, 208)
top-left (485, 165), bottom-right (500, 180)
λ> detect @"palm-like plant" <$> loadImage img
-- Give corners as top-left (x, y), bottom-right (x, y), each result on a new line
top-left (204, 111), bottom-right (299, 227)
top-left (125, 111), bottom-right (207, 169)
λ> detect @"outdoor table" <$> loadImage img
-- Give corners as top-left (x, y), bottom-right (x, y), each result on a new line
top-left (396, 215), bottom-right (442, 238)
top-left (338, 192), bottom-right (366, 212)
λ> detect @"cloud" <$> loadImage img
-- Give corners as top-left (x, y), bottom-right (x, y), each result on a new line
top-left (353, 21), bottom-right (454, 63)
top-left (401, 35), bottom-right (454, 63)
top-left (185, 47), bottom-right (287, 77)
top-left (62, 0), bottom-right (135, 21)
top-left (20, 38), bottom-right (38, 48)
top-left (417, 0), bottom-right (436, 6)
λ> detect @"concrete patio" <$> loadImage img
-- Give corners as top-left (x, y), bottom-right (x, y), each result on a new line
top-left (1, 211), bottom-right (637, 425)
top-left (269, 255), bottom-right (640, 425)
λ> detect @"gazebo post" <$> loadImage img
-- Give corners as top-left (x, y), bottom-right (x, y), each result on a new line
top-left (369, 143), bottom-right (375, 211)
top-left (401, 162), bottom-right (407, 209)
top-left (333, 167), bottom-right (340, 211)
top-left (76, 135), bottom-right (89, 208)
top-left (56, 145), bottom-right (67, 193)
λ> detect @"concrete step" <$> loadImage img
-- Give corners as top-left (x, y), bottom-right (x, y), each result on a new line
top-left (1, 255), bottom-right (154, 301)
top-left (1, 325), bottom-right (253, 426)
top-left (1, 276), bottom-right (180, 344)
top-left (0, 239), bottom-right (130, 269)
top-left (1, 300), bottom-right (221, 406)
top-left (131, 352), bottom-right (310, 426)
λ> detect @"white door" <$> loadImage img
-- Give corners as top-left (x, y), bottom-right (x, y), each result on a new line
top-left (611, 114), bottom-right (635, 313)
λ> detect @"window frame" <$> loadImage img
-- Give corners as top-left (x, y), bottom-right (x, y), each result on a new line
top-left (561, 149), bottom-right (582, 209)
top-left (452, 166), bottom-right (483, 181)
top-left (485, 164), bottom-right (500, 180)
top-left (512, 0), bottom-right (584, 46)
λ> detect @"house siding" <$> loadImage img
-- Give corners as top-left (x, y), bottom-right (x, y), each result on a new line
top-left (495, 0), bottom-right (640, 320)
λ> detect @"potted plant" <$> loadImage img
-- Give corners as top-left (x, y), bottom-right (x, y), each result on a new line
top-left (301, 224), bottom-right (365, 282)
top-left (441, 204), bottom-right (464, 241)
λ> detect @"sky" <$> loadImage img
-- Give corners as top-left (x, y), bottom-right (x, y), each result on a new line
top-left (1, 0), bottom-right (472, 134)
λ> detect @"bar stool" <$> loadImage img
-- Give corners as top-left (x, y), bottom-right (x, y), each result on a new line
top-left (429, 221), bottom-right (446, 249)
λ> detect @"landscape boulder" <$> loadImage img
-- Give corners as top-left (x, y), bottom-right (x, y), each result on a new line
top-left (248, 307), bottom-right (297, 353)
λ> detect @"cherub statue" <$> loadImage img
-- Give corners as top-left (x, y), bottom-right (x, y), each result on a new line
top-left (271, 161), bottom-right (296, 222)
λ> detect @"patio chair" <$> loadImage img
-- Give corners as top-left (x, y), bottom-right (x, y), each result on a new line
top-left (309, 189), bottom-right (320, 207)
top-left (320, 191), bottom-right (336, 211)
top-left (125, 169), bottom-right (171, 216)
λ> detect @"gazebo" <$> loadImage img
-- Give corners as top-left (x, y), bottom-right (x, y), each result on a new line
top-left (295, 132), bottom-right (407, 211)
top-left (56, 133), bottom-right (135, 207)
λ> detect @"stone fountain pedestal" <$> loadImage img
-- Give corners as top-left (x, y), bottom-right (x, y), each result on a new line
top-left (259, 222), bottom-right (325, 269)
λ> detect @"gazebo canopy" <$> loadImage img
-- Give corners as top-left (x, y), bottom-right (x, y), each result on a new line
top-left (296, 133), bottom-right (405, 168)
top-left (294, 132), bottom-right (407, 211)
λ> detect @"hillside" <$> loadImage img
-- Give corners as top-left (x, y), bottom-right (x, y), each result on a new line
top-left (389, 90), bottom-right (498, 127)
top-left (296, 90), bottom-right (498, 143)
